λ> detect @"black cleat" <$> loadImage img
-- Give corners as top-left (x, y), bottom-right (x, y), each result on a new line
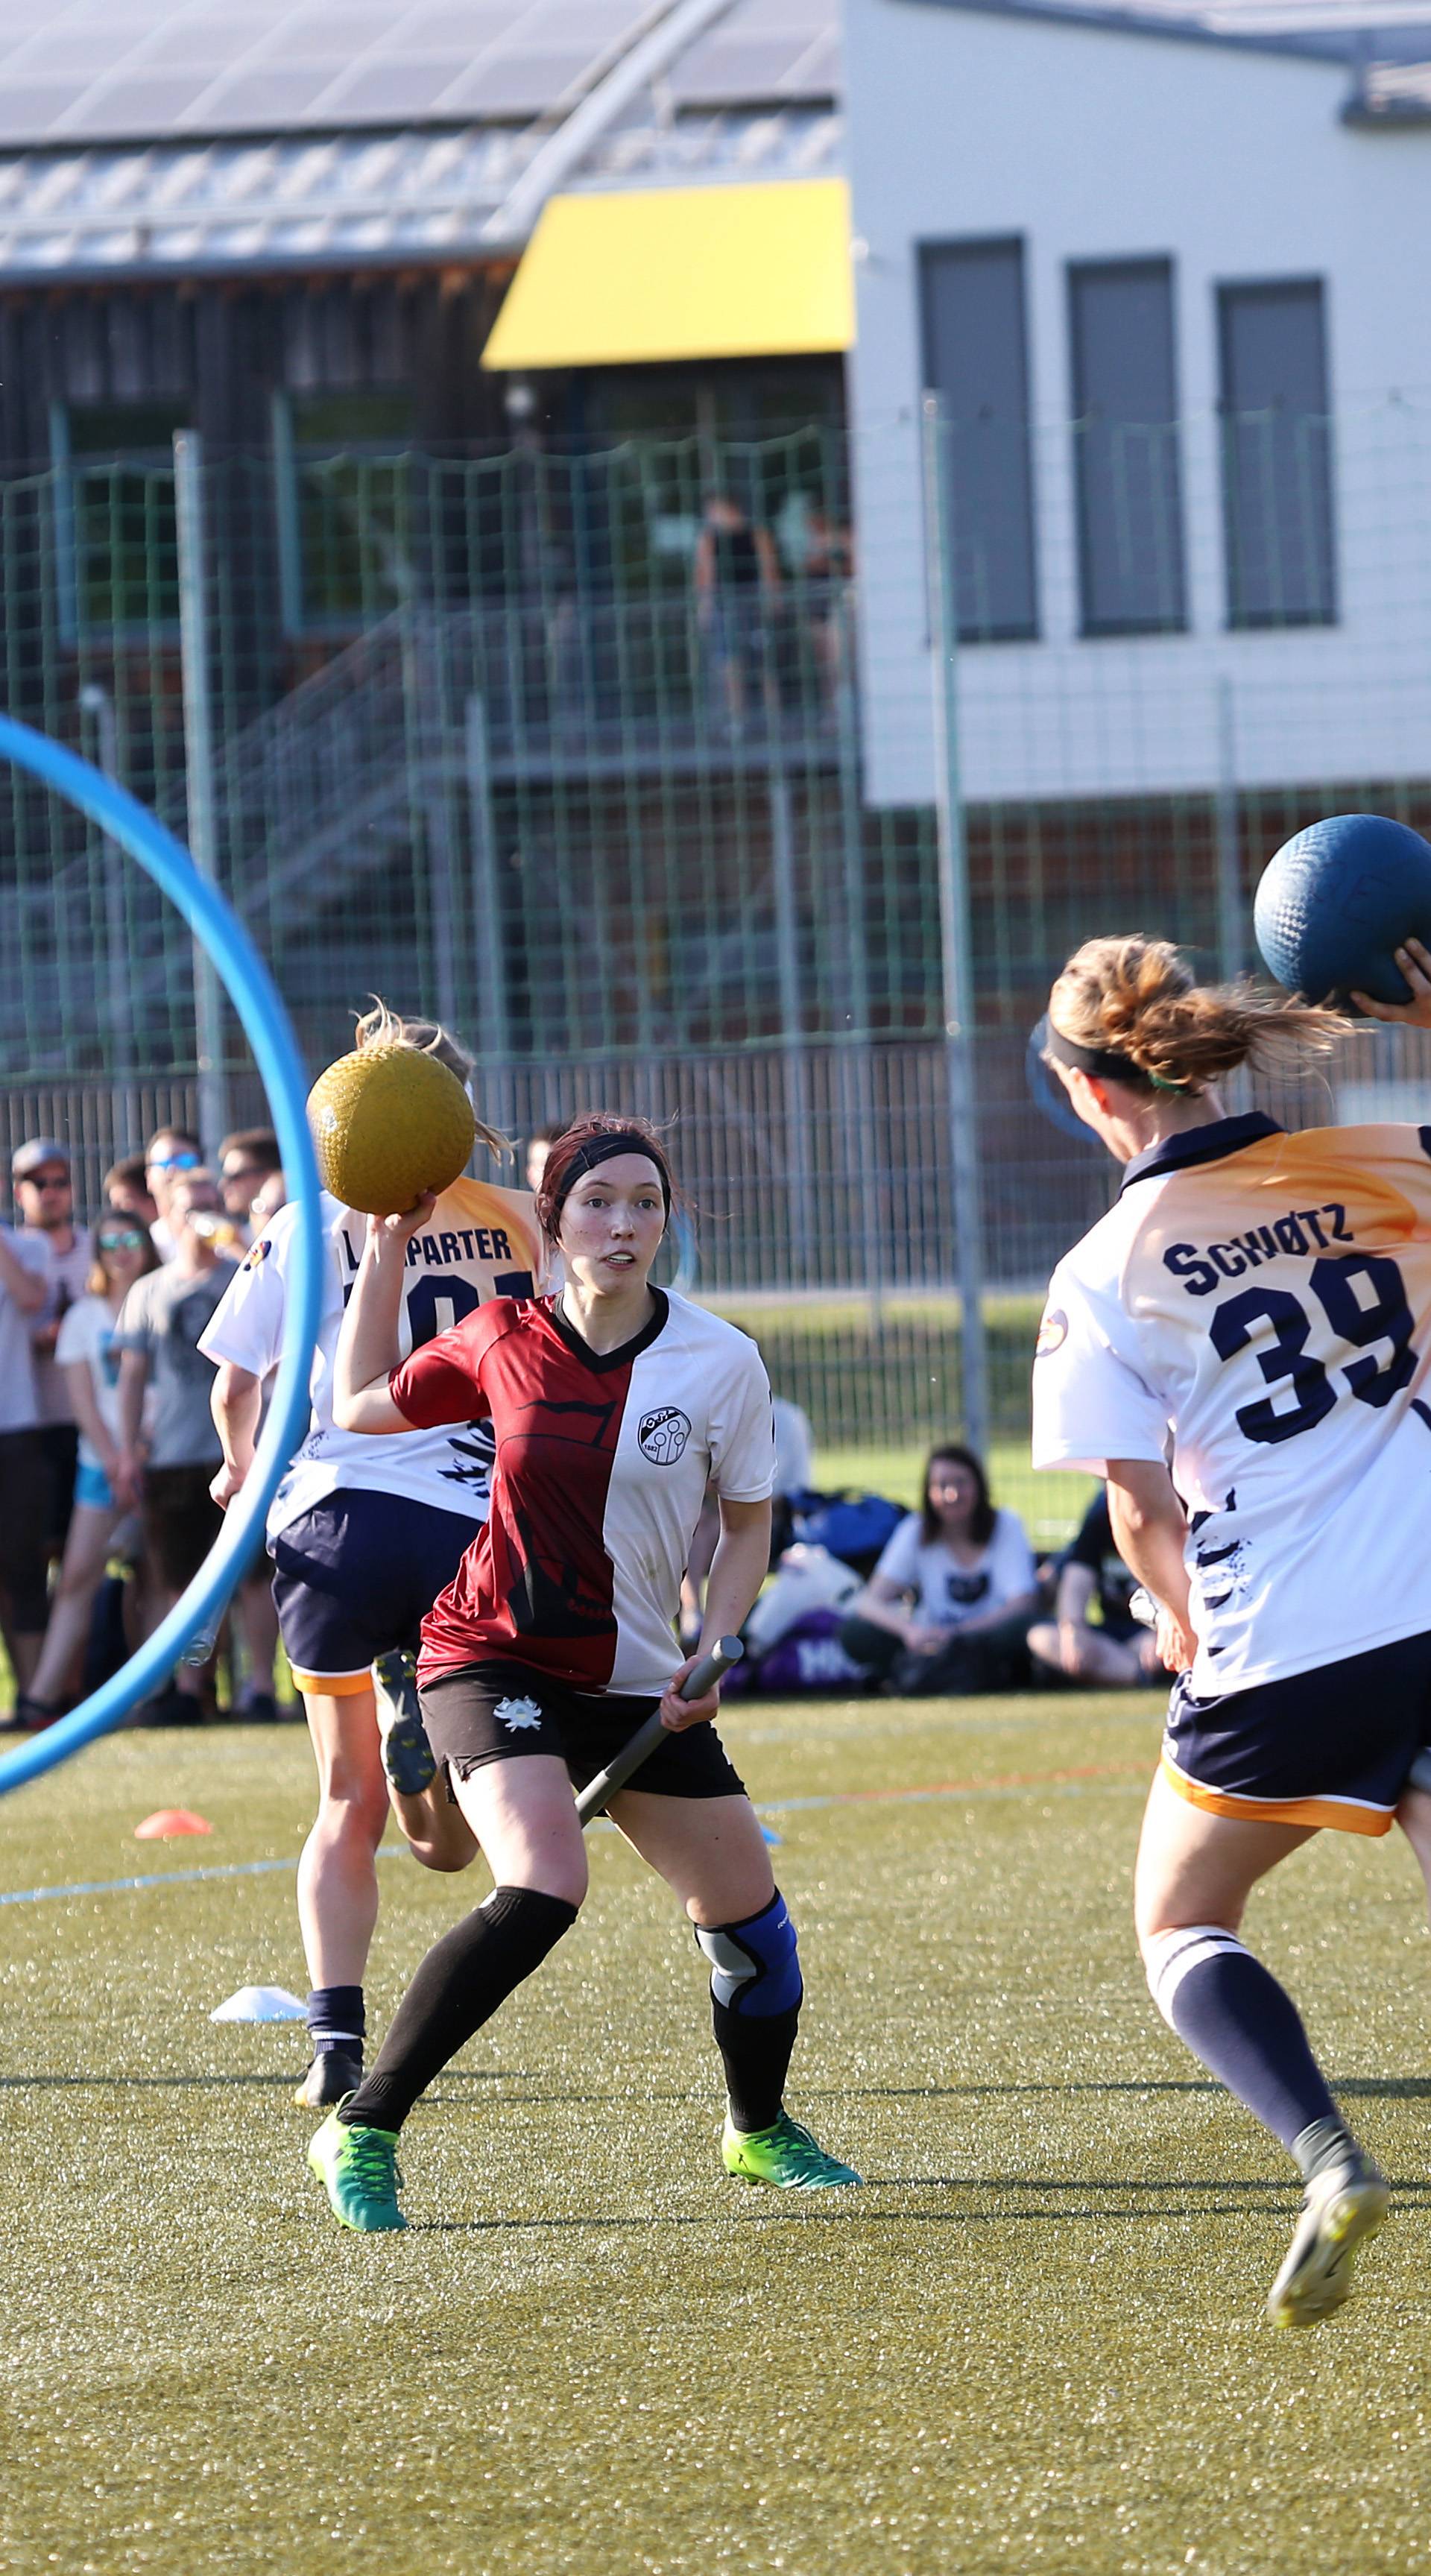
top-left (294, 2047), bottom-right (364, 2112)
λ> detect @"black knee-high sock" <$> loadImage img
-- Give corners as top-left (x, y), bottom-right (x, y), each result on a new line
top-left (713, 1998), bottom-right (800, 2135)
top-left (1147, 1925), bottom-right (1342, 2157)
top-left (340, 1885), bottom-right (577, 2134)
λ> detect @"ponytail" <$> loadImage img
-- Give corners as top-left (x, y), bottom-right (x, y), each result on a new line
top-left (1046, 935), bottom-right (1348, 1093)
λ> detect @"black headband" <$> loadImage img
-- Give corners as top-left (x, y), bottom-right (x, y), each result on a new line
top-left (1039, 1014), bottom-right (1189, 1091)
top-left (1040, 1017), bottom-right (1140, 1082)
top-left (549, 1131), bottom-right (672, 1224)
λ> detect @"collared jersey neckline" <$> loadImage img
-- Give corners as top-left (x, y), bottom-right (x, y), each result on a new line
top-left (1119, 1111), bottom-right (1283, 1195)
top-left (546, 1284), bottom-right (669, 1374)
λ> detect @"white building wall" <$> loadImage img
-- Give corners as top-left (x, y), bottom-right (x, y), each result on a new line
top-left (844, 0), bottom-right (1431, 807)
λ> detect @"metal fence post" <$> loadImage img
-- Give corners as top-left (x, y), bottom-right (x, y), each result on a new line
top-left (920, 392), bottom-right (989, 1459)
top-left (173, 430), bottom-right (230, 1150)
top-left (78, 682), bottom-right (141, 1148)
top-left (770, 756), bottom-right (815, 1281)
top-left (1215, 675), bottom-right (1244, 983)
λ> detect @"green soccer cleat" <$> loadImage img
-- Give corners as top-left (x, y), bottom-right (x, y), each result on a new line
top-left (1266, 2150), bottom-right (1389, 2328)
top-left (721, 2111), bottom-right (862, 2191)
top-left (373, 1650), bottom-right (436, 1799)
top-left (306, 2106), bottom-right (408, 2234)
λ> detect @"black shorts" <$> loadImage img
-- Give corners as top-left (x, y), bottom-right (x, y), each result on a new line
top-left (38, 1421), bottom-right (78, 1556)
top-left (420, 1658), bottom-right (747, 1802)
top-left (0, 1425), bottom-right (50, 1632)
top-left (1163, 1627), bottom-right (1431, 1839)
top-left (142, 1462), bottom-right (225, 1594)
top-left (271, 1489), bottom-right (475, 1697)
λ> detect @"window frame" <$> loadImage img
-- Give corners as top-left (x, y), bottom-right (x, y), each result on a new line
top-left (271, 385), bottom-right (422, 640)
top-left (49, 396), bottom-right (190, 646)
top-left (1067, 254), bottom-right (1187, 640)
top-left (1216, 275), bottom-right (1337, 633)
top-left (917, 234), bottom-right (1040, 645)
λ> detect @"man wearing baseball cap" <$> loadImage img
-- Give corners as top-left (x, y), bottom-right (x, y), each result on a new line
top-left (12, 1140), bottom-right (92, 1579)
top-left (0, 1151), bottom-right (53, 1715)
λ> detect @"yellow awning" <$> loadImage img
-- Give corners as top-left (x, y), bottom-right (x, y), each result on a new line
top-left (481, 179), bottom-right (852, 371)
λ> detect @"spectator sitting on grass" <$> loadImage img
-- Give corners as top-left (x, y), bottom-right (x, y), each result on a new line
top-left (838, 1442), bottom-right (1040, 1696)
top-left (1027, 1486), bottom-right (1167, 1688)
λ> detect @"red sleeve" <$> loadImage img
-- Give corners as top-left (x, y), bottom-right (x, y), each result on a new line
top-left (388, 1302), bottom-right (509, 1430)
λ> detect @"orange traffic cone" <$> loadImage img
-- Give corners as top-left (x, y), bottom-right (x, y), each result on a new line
top-left (134, 1810), bottom-right (212, 1840)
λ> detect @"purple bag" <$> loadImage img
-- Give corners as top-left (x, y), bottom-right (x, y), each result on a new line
top-left (746, 1609), bottom-right (876, 1696)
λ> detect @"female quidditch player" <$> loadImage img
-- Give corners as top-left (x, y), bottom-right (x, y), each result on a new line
top-left (307, 1112), bottom-right (859, 2231)
top-left (202, 1003), bottom-right (544, 2110)
top-left (1032, 931), bottom-right (1431, 2326)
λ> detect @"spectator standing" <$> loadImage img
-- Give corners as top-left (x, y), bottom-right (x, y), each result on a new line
top-left (524, 1121), bottom-right (567, 1196)
top-left (17, 1213), bottom-right (159, 1727)
top-left (113, 1169), bottom-right (280, 1723)
top-left (103, 1156), bottom-right (159, 1231)
top-left (13, 1139), bottom-right (92, 1575)
top-left (144, 1126), bottom-right (203, 1260)
top-left (0, 1186), bottom-right (51, 1709)
top-left (693, 491), bottom-right (781, 732)
top-left (839, 1443), bottom-right (1040, 1695)
top-left (217, 1128), bottom-right (283, 1248)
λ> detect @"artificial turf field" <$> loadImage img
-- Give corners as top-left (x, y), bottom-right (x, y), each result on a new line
top-left (6, 1694), bottom-right (1431, 2576)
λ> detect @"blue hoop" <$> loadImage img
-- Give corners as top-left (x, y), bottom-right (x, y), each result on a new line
top-left (0, 715), bottom-right (323, 1797)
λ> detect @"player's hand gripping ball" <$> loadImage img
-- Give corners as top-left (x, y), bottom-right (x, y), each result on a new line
top-left (1254, 813), bottom-right (1431, 1007)
top-left (306, 1044), bottom-right (476, 1214)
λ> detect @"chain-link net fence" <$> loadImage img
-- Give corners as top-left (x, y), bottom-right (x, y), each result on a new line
top-left (5, 405), bottom-right (1431, 1544)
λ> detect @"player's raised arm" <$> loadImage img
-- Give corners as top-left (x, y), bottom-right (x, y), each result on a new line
top-left (332, 1197), bottom-right (435, 1434)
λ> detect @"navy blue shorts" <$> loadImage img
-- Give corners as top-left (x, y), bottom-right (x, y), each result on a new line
top-left (420, 1659), bottom-right (746, 1802)
top-left (271, 1489), bottom-right (475, 1698)
top-left (1162, 1628), bottom-right (1431, 1838)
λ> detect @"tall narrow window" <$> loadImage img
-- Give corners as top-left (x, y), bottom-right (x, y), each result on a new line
top-left (919, 239), bottom-right (1037, 643)
top-left (1219, 281), bottom-right (1336, 628)
top-left (54, 398), bottom-right (188, 637)
top-left (274, 388), bottom-right (418, 633)
top-left (1068, 259), bottom-right (1185, 636)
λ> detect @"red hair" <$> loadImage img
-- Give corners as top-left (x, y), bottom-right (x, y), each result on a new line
top-left (535, 1113), bottom-right (676, 1243)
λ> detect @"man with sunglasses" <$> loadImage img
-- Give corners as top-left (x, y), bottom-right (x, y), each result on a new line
top-left (0, 1160), bottom-right (51, 1711)
top-left (145, 1127), bottom-right (203, 1263)
top-left (218, 1129), bottom-right (283, 1251)
top-left (13, 1140), bottom-right (92, 1576)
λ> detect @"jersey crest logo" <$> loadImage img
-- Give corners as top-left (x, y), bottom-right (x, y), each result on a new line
top-left (639, 1406), bottom-right (692, 1465)
top-left (493, 1694), bottom-right (543, 1733)
top-left (1034, 1307), bottom-right (1067, 1359)
top-left (242, 1237), bottom-right (271, 1270)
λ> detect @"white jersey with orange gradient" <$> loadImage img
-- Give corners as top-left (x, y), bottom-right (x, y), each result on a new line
top-left (199, 1178), bottom-right (546, 1538)
top-left (1032, 1112), bottom-right (1431, 1693)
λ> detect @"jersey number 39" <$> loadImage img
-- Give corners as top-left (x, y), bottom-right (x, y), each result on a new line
top-left (1211, 1251), bottom-right (1415, 1445)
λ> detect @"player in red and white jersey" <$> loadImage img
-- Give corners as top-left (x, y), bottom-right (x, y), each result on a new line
top-left (304, 1113), bottom-right (859, 2232)
top-left (1032, 930), bottom-right (1431, 2326)
top-left (201, 1003), bottom-right (545, 2112)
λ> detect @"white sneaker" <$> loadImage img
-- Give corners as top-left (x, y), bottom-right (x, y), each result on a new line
top-left (1266, 2151), bottom-right (1389, 2329)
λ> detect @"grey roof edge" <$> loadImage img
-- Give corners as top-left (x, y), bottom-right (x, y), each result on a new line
top-left (890, 0), bottom-right (1421, 70)
top-left (0, 109), bottom-right (846, 289)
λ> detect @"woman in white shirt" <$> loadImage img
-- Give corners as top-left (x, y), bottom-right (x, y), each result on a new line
top-left (19, 1213), bottom-right (157, 1726)
top-left (838, 1444), bottom-right (1039, 1693)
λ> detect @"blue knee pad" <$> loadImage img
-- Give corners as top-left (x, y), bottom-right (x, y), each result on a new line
top-left (695, 1890), bottom-right (803, 2017)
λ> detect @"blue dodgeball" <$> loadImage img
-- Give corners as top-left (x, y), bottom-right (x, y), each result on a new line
top-left (1254, 812), bottom-right (1431, 1006)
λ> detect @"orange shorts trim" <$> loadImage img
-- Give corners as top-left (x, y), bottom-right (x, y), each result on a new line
top-left (290, 1666), bottom-right (373, 1700)
top-left (1160, 1752), bottom-right (1394, 1838)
